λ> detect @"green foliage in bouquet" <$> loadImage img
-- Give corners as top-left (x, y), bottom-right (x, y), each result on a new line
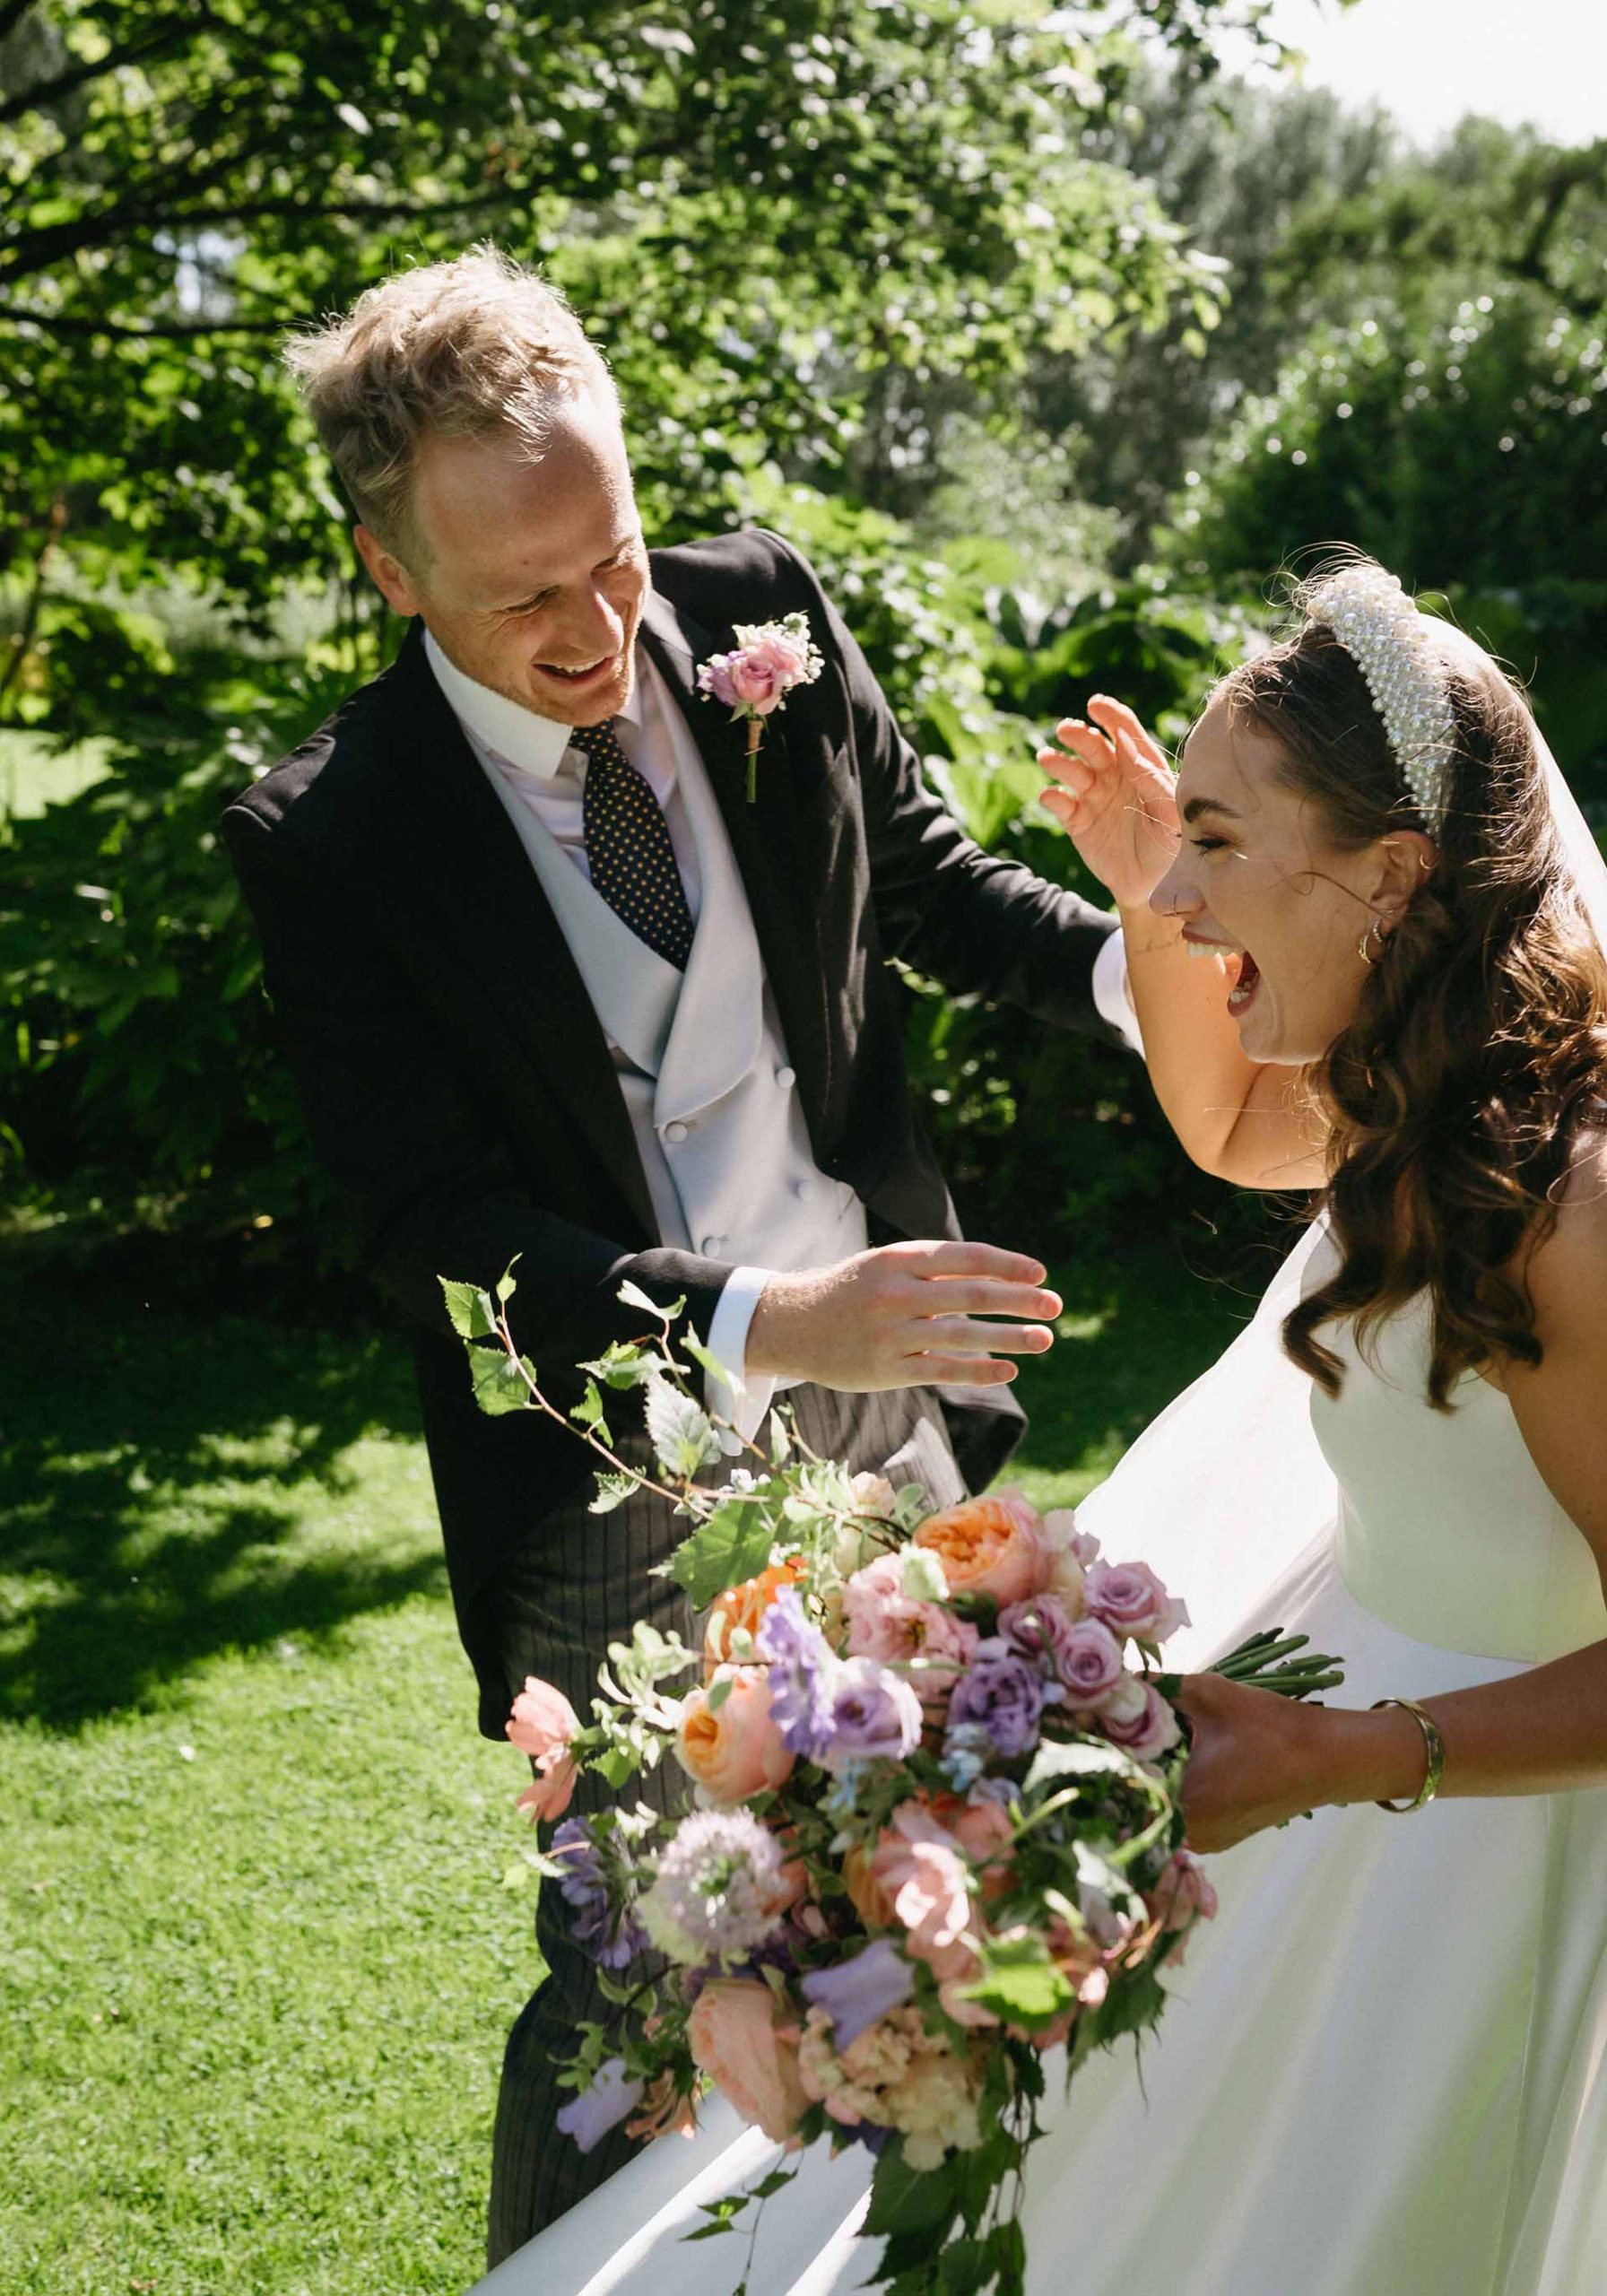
top-left (443, 1265), bottom-right (1341, 2294)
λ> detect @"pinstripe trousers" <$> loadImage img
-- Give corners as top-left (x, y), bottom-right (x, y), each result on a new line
top-left (484, 1381), bottom-right (967, 2270)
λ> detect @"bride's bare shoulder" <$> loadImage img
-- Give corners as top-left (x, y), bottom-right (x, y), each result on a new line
top-left (1522, 1120), bottom-right (1607, 1326)
top-left (1498, 1121), bottom-right (1607, 1548)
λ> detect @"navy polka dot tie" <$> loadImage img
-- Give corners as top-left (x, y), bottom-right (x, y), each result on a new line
top-left (572, 717), bottom-right (695, 970)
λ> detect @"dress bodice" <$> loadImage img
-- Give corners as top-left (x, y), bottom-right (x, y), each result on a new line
top-left (1309, 1293), bottom-right (1607, 1663)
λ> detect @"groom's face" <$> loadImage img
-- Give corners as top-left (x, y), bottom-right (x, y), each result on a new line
top-left (359, 383), bottom-right (649, 727)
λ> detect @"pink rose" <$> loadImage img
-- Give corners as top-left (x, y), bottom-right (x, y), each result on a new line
top-left (868, 1805), bottom-right (979, 1985)
top-left (1083, 1560), bottom-right (1190, 1646)
top-left (1145, 1848), bottom-right (1220, 1965)
top-left (676, 1666), bottom-right (795, 1803)
top-left (914, 1490), bottom-right (1054, 1611)
top-left (947, 1793), bottom-right (1015, 1869)
top-left (842, 1552), bottom-right (979, 1698)
top-left (1099, 1675), bottom-right (1183, 1762)
top-left (507, 1676), bottom-right (582, 1822)
top-left (728, 652), bottom-right (786, 710)
top-left (687, 1979), bottom-right (810, 2142)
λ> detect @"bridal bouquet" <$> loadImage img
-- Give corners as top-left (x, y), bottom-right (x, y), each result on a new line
top-left (447, 1266), bottom-right (1341, 2295)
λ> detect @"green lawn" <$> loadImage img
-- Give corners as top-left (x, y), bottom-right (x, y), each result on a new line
top-left (0, 1244), bottom-right (1252, 2294)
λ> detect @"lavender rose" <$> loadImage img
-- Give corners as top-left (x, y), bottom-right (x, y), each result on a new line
top-left (1052, 1617), bottom-right (1126, 1711)
top-left (819, 1657), bottom-right (925, 1773)
top-left (944, 1651), bottom-right (1046, 1759)
top-left (1099, 1675), bottom-right (1183, 1762)
top-left (996, 1593), bottom-right (1084, 1679)
top-left (1083, 1560), bottom-right (1190, 1646)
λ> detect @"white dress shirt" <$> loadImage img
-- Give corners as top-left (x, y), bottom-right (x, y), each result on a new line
top-left (424, 628), bottom-right (815, 1431)
top-left (1090, 927), bottom-right (1142, 1053)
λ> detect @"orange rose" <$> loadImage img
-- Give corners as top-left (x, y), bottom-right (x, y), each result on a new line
top-left (702, 1557), bottom-right (807, 1672)
top-left (676, 1665), bottom-right (795, 1802)
top-left (913, 1489), bottom-right (1053, 1609)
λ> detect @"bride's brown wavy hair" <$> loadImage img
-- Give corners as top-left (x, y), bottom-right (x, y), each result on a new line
top-left (1219, 580), bottom-right (1607, 1406)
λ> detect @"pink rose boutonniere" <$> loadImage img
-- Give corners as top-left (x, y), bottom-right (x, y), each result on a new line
top-left (696, 610), bottom-right (825, 800)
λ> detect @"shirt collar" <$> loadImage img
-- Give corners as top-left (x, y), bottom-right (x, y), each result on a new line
top-left (423, 626), bottom-right (644, 781)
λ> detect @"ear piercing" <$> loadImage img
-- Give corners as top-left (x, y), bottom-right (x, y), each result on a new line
top-left (1358, 916), bottom-right (1389, 965)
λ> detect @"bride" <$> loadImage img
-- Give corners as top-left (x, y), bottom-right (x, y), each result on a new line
top-left (477, 561), bottom-right (1607, 2296)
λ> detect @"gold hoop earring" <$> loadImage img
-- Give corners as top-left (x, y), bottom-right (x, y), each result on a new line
top-left (1358, 917), bottom-right (1388, 966)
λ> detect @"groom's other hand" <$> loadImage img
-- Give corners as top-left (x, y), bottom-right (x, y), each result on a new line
top-left (746, 1241), bottom-right (1061, 1391)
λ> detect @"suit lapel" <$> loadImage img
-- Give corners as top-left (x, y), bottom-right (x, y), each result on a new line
top-left (372, 624), bottom-right (658, 1239)
top-left (638, 587), bottom-right (831, 1114)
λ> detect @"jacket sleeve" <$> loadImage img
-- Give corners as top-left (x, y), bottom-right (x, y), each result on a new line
top-left (222, 800), bottom-right (731, 1389)
top-left (766, 534), bottom-right (1123, 1038)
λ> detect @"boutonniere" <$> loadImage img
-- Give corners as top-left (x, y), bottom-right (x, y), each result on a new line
top-left (695, 610), bottom-right (825, 800)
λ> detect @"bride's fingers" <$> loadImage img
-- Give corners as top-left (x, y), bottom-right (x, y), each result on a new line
top-left (1036, 745), bottom-right (1094, 796)
top-left (1086, 693), bottom-right (1172, 774)
top-left (1052, 718), bottom-right (1117, 771)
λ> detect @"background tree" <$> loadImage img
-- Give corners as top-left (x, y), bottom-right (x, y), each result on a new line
top-left (0, 0), bottom-right (1272, 1271)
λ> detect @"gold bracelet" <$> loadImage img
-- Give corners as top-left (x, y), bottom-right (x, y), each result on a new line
top-left (1369, 1697), bottom-right (1446, 1813)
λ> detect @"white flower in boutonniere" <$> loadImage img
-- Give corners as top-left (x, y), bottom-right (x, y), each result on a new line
top-left (696, 611), bottom-right (825, 801)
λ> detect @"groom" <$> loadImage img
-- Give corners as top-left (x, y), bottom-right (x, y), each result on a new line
top-left (222, 248), bottom-right (1134, 2265)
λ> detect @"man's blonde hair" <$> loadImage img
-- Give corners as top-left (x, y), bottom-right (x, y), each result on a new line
top-left (284, 246), bottom-right (613, 565)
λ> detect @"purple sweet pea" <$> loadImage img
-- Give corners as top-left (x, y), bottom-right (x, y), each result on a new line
top-left (819, 1657), bottom-right (925, 1774)
top-left (944, 1652), bottom-right (1046, 1759)
top-left (800, 1937), bottom-right (917, 2050)
top-left (550, 1816), bottom-right (648, 1971)
top-left (756, 1587), bottom-right (838, 1759)
top-left (555, 2057), bottom-right (645, 2152)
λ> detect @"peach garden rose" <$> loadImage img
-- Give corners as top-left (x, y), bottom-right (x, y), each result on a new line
top-left (913, 1489), bottom-right (1055, 1609)
top-left (676, 1665), bottom-right (795, 1802)
top-left (687, 1979), bottom-right (810, 2143)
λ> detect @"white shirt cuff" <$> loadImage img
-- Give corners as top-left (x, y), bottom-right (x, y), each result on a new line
top-left (1091, 925), bottom-right (1144, 1055)
top-left (705, 1265), bottom-right (779, 1445)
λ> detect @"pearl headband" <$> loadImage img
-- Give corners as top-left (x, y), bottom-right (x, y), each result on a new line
top-left (1298, 565), bottom-right (1457, 834)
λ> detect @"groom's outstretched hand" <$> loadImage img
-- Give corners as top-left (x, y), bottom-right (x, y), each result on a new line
top-left (745, 1241), bottom-right (1062, 1392)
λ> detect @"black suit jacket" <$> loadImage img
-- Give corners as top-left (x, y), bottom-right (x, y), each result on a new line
top-left (222, 529), bottom-right (1120, 1734)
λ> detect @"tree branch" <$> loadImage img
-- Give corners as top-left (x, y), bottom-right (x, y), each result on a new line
top-left (0, 11), bottom-right (223, 130)
top-left (0, 183), bottom-right (536, 283)
top-left (0, 491), bottom-right (65, 728)
top-left (0, 301), bottom-right (287, 337)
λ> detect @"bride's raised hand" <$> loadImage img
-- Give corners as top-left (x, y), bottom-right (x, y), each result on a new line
top-left (1037, 694), bottom-right (1181, 911)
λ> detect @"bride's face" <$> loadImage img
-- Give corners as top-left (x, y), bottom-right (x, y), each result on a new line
top-left (1151, 694), bottom-right (1410, 1067)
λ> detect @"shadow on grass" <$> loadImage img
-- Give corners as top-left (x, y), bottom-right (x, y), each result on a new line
top-left (0, 1279), bottom-right (445, 1732)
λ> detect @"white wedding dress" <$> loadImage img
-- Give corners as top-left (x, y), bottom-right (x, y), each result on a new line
top-left (475, 1219), bottom-right (1607, 2296)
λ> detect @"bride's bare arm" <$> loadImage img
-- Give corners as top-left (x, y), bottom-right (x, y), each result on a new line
top-left (1038, 699), bottom-right (1328, 1189)
top-left (1115, 897), bottom-right (1330, 1189)
top-left (1182, 1153), bottom-right (1607, 1849)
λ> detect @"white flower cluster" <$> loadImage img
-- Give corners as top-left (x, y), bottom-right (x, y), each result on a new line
top-left (1300, 565), bottom-right (1456, 832)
